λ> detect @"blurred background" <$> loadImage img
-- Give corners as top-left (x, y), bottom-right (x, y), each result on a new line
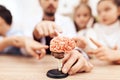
top-left (0, 0), bottom-right (99, 31)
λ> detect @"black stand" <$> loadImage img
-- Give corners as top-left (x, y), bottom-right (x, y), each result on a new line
top-left (47, 69), bottom-right (68, 79)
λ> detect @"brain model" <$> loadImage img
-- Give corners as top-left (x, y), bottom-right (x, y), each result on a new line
top-left (50, 36), bottom-right (76, 53)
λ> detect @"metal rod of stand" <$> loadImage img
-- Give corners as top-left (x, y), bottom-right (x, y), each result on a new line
top-left (58, 59), bottom-right (62, 71)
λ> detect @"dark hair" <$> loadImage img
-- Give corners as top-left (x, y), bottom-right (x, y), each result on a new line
top-left (98, 0), bottom-right (117, 7)
top-left (114, 0), bottom-right (120, 7)
top-left (74, 3), bottom-right (93, 32)
top-left (114, 0), bottom-right (120, 19)
top-left (0, 5), bottom-right (12, 25)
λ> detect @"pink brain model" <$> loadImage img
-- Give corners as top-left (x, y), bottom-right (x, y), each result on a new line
top-left (50, 36), bottom-right (76, 52)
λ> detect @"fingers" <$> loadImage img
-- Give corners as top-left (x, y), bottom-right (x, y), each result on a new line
top-left (88, 50), bottom-right (107, 61)
top-left (68, 57), bottom-right (85, 75)
top-left (34, 22), bottom-right (50, 38)
top-left (40, 23), bottom-right (51, 37)
top-left (48, 23), bottom-right (55, 37)
top-left (83, 62), bottom-right (93, 72)
top-left (51, 24), bottom-right (62, 37)
top-left (32, 43), bottom-right (48, 59)
top-left (25, 40), bottom-right (48, 59)
top-left (62, 53), bottom-right (78, 74)
top-left (63, 51), bottom-right (93, 75)
top-left (98, 56), bottom-right (106, 61)
top-left (62, 53), bottom-right (71, 64)
top-left (42, 24), bottom-right (49, 36)
top-left (88, 48), bottom-right (106, 60)
top-left (29, 47), bottom-right (46, 59)
top-left (27, 47), bottom-right (39, 59)
top-left (77, 61), bottom-right (93, 73)
top-left (39, 49), bottom-right (46, 59)
top-left (90, 38), bottom-right (103, 48)
top-left (95, 52), bottom-right (104, 58)
top-left (68, 56), bottom-right (93, 75)
top-left (34, 21), bottom-right (62, 38)
top-left (32, 45), bottom-right (48, 50)
top-left (32, 42), bottom-right (49, 50)
top-left (38, 44), bottom-right (49, 49)
top-left (43, 23), bottom-right (56, 37)
top-left (55, 25), bottom-right (62, 34)
top-left (87, 48), bottom-right (102, 54)
top-left (33, 24), bottom-right (44, 39)
top-left (72, 37), bottom-right (86, 49)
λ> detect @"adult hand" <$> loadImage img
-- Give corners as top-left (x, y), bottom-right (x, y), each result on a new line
top-left (33, 21), bottom-right (62, 39)
top-left (62, 50), bottom-right (93, 75)
top-left (24, 38), bottom-right (48, 59)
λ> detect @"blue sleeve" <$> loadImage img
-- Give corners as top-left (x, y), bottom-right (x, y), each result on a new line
top-left (1, 27), bottom-right (24, 55)
top-left (6, 27), bottom-right (23, 37)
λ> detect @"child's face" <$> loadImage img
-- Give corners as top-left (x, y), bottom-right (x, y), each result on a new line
top-left (98, 1), bottom-right (119, 25)
top-left (40, 0), bottom-right (58, 16)
top-left (74, 5), bottom-right (91, 29)
top-left (0, 17), bottom-right (10, 36)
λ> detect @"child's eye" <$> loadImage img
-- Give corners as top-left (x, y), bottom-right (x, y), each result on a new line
top-left (104, 7), bottom-right (110, 12)
top-left (54, 0), bottom-right (58, 1)
top-left (83, 14), bottom-right (88, 17)
top-left (77, 14), bottom-right (80, 17)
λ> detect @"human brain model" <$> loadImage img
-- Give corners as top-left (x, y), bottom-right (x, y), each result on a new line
top-left (50, 36), bottom-right (76, 59)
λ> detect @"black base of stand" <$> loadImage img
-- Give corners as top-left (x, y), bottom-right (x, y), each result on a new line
top-left (47, 69), bottom-right (68, 79)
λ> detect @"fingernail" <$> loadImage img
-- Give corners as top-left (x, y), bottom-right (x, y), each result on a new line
top-left (62, 68), bottom-right (67, 74)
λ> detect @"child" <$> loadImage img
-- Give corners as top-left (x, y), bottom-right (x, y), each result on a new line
top-left (74, 3), bottom-right (95, 35)
top-left (80, 0), bottom-right (120, 63)
top-left (73, 3), bottom-right (97, 51)
top-left (0, 5), bottom-right (48, 59)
